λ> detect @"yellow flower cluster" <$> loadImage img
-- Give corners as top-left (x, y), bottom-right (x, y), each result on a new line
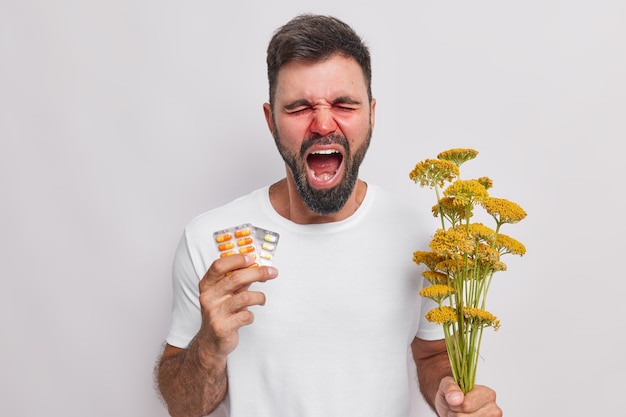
top-left (437, 148), bottom-right (479, 166)
top-left (409, 148), bottom-right (526, 393)
top-left (480, 197), bottom-right (527, 226)
top-left (425, 306), bottom-right (500, 330)
top-left (495, 233), bottom-right (526, 256)
top-left (462, 307), bottom-right (500, 330)
top-left (420, 284), bottom-right (455, 302)
top-left (430, 228), bottom-right (476, 261)
top-left (444, 179), bottom-right (489, 207)
top-left (425, 306), bottom-right (457, 325)
top-left (413, 251), bottom-right (445, 271)
top-left (476, 176), bottom-right (493, 190)
top-left (409, 159), bottom-right (459, 189)
top-left (432, 197), bottom-right (471, 223)
top-left (422, 270), bottom-right (448, 284)
top-left (467, 223), bottom-right (497, 242)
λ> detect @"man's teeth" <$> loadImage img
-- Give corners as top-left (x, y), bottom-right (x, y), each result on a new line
top-left (311, 149), bottom-right (339, 155)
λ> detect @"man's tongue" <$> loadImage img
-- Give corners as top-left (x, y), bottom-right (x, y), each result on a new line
top-left (307, 153), bottom-right (341, 182)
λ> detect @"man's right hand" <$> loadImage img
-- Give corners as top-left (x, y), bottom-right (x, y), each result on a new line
top-left (195, 253), bottom-right (279, 365)
top-left (156, 254), bottom-right (278, 416)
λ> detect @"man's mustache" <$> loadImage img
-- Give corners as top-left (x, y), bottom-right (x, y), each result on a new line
top-left (300, 134), bottom-right (349, 156)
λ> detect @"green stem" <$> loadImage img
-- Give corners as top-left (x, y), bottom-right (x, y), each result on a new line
top-left (443, 325), bottom-right (459, 383)
top-left (481, 273), bottom-right (494, 310)
top-left (470, 325), bottom-right (486, 392)
top-left (434, 184), bottom-right (446, 230)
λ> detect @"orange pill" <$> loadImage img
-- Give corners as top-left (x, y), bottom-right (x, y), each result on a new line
top-left (215, 233), bottom-right (232, 243)
top-left (237, 237), bottom-right (253, 246)
top-left (220, 250), bottom-right (236, 257)
top-left (239, 245), bottom-right (255, 254)
top-left (218, 242), bottom-right (235, 251)
top-left (235, 229), bottom-right (251, 238)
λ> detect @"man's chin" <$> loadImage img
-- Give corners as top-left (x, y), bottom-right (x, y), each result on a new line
top-left (301, 184), bottom-right (353, 215)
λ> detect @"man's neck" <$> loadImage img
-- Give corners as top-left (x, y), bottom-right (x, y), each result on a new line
top-left (268, 177), bottom-right (367, 225)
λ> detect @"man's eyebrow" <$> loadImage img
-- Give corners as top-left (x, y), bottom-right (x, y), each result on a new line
top-left (332, 96), bottom-right (361, 105)
top-left (283, 99), bottom-right (312, 111)
top-left (283, 96), bottom-right (362, 110)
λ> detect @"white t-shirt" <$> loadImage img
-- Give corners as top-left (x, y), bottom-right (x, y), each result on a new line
top-left (167, 184), bottom-right (443, 417)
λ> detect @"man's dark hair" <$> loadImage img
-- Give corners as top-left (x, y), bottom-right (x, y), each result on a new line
top-left (266, 14), bottom-right (372, 108)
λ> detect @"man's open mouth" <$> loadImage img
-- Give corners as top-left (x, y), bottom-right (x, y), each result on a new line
top-left (306, 149), bottom-right (344, 186)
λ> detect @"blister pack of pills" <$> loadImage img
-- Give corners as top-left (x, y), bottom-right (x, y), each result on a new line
top-left (213, 223), bottom-right (280, 267)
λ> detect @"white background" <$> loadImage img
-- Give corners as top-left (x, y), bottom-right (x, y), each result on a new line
top-left (2, 1), bottom-right (625, 416)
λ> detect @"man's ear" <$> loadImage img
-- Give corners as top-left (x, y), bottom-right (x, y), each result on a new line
top-left (263, 103), bottom-right (274, 134)
top-left (370, 98), bottom-right (376, 130)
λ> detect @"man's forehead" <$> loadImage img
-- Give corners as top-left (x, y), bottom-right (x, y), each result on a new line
top-left (274, 56), bottom-right (368, 101)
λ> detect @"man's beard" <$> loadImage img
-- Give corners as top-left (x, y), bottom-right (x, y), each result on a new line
top-left (272, 129), bottom-right (372, 215)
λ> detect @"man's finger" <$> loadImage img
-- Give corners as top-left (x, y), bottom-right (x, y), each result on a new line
top-left (440, 376), bottom-right (464, 407)
top-left (202, 254), bottom-right (256, 286)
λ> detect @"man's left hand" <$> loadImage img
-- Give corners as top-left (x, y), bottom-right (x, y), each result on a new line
top-left (434, 376), bottom-right (502, 417)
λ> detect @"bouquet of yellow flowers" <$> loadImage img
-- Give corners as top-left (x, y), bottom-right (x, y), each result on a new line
top-left (409, 148), bottom-right (526, 393)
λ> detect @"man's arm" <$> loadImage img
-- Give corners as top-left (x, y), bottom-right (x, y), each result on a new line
top-left (411, 337), bottom-right (452, 410)
top-left (156, 253), bottom-right (278, 417)
top-left (411, 337), bottom-right (502, 417)
top-left (156, 342), bottom-right (227, 417)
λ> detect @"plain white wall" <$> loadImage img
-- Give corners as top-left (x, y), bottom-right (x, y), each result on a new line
top-left (2, 1), bottom-right (625, 416)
